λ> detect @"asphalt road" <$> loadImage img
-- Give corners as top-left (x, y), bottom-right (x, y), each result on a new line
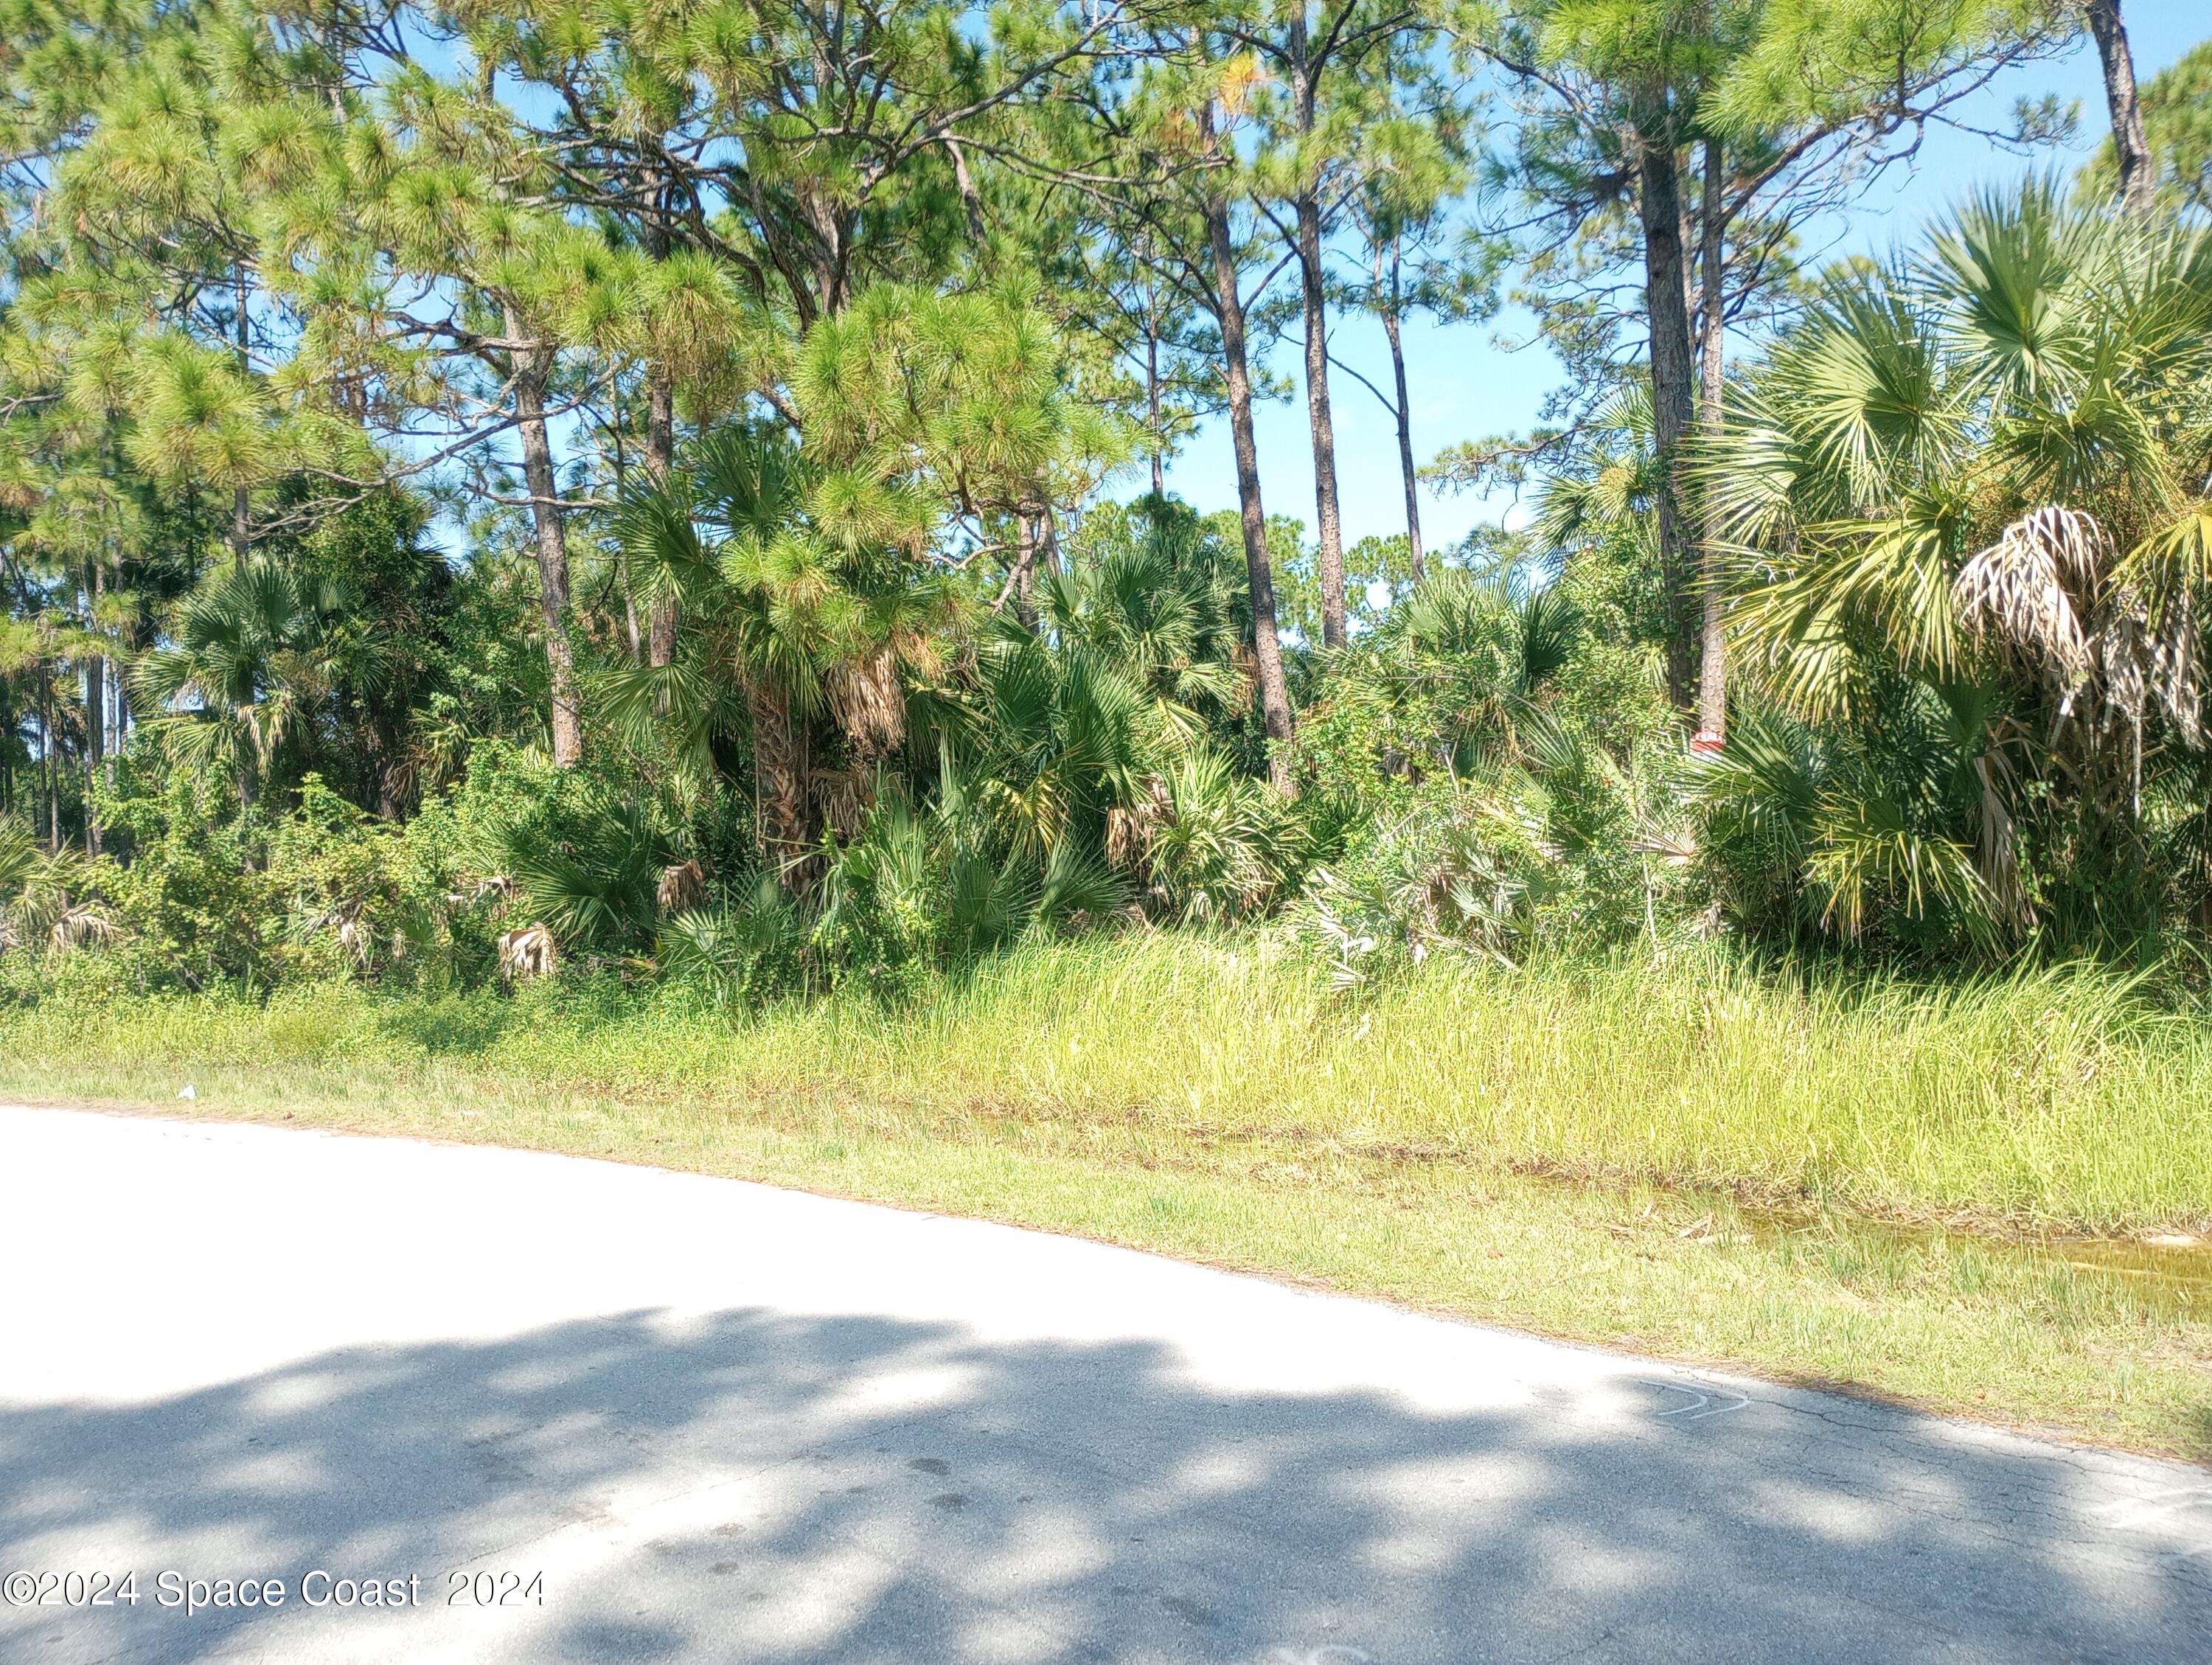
top-left (1, 1102), bottom-right (2207, 1665)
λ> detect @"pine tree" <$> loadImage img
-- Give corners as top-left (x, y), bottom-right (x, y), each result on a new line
top-left (1231, 0), bottom-right (1430, 649)
top-left (1459, 0), bottom-right (2073, 737)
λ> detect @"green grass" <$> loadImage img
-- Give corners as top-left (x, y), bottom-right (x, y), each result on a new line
top-left (3, 936), bottom-right (2208, 1457)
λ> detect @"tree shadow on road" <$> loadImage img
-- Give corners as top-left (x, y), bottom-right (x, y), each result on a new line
top-left (1, 1304), bottom-right (2207, 1664)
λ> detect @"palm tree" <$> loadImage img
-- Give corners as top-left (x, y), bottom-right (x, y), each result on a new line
top-left (1039, 509), bottom-right (1251, 748)
top-left (133, 560), bottom-right (347, 807)
top-left (0, 813), bottom-right (110, 956)
top-left (608, 428), bottom-right (961, 884)
top-left (1693, 178), bottom-right (2212, 945)
top-left (1531, 386), bottom-right (1664, 570)
top-left (959, 505), bottom-right (1301, 910)
top-left (964, 625), bottom-right (1157, 866)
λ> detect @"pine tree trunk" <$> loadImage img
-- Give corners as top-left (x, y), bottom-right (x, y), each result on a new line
top-left (111, 659), bottom-right (128, 769)
top-left (1012, 510), bottom-right (1040, 633)
top-left (1382, 297), bottom-right (1424, 582)
top-left (1287, 13), bottom-right (1346, 650)
top-left (1040, 503), bottom-right (1062, 576)
top-left (232, 265), bottom-right (252, 559)
top-left (1206, 195), bottom-right (1296, 794)
top-left (41, 664), bottom-right (58, 853)
top-left (1637, 122), bottom-right (1699, 717)
top-left (641, 176), bottom-right (681, 667)
top-left (1147, 305), bottom-right (1165, 498)
top-left (610, 423), bottom-right (644, 664)
top-left (2085, 0), bottom-right (2154, 215)
top-left (645, 376), bottom-right (678, 666)
top-left (84, 559), bottom-right (102, 857)
top-left (1297, 195), bottom-right (1349, 650)
top-left (507, 309), bottom-right (583, 767)
top-left (1695, 136), bottom-right (1728, 744)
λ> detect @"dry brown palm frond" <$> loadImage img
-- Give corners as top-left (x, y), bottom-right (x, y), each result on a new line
top-left (1629, 827), bottom-right (1700, 867)
top-left (1103, 806), bottom-right (1138, 872)
top-left (2101, 607), bottom-right (2149, 729)
top-left (657, 858), bottom-right (708, 915)
top-left (1972, 748), bottom-right (2034, 931)
top-left (890, 623), bottom-right (947, 684)
top-left (498, 923), bottom-right (557, 982)
top-left (48, 905), bottom-right (117, 952)
top-left (2149, 588), bottom-right (2203, 748)
top-left (4, 852), bottom-right (112, 956)
top-left (335, 906), bottom-right (371, 970)
top-left (1954, 504), bottom-right (2104, 684)
top-left (824, 645), bottom-right (905, 762)
top-left (1961, 505), bottom-right (2205, 760)
top-left (816, 768), bottom-right (872, 843)
top-left (1105, 776), bottom-right (1175, 872)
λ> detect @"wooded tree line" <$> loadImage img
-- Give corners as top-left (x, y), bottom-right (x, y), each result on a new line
top-left (3, 0), bottom-right (2210, 991)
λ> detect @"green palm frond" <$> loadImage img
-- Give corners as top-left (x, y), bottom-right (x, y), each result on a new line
top-left (1684, 706), bottom-right (1825, 862)
top-left (1775, 268), bottom-right (1966, 510)
top-left (1806, 792), bottom-right (1989, 942)
top-left (1036, 841), bottom-right (1127, 931)
top-left (0, 816), bottom-right (38, 905)
top-left (501, 802), bottom-right (668, 953)
top-left (131, 557), bottom-right (343, 785)
top-left (1925, 175), bottom-right (2098, 402)
top-left (616, 473), bottom-right (714, 612)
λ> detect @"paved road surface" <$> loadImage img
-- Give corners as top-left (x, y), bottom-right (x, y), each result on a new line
top-left (1, 1103), bottom-right (2207, 1664)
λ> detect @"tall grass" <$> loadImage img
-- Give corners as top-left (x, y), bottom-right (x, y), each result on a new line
top-left (6, 936), bottom-right (2208, 1230)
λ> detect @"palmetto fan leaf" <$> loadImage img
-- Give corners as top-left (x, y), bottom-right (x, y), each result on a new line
top-left (1804, 790), bottom-right (1989, 943)
top-left (1721, 181), bottom-right (2212, 744)
top-left (1036, 841), bottom-right (1127, 930)
top-left (1043, 513), bottom-right (1251, 750)
top-left (134, 557), bottom-right (346, 791)
top-left (590, 655), bottom-right (737, 781)
top-left (692, 427), bottom-right (813, 541)
top-left (1383, 570), bottom-right (1577, 761)
top-left (1531, 383), bottom-right (1658, 554)
top-left (0, 817), bottom-right (41, 942)
top-left (972, 634), bottom-right (1155, 860)
top-left (1145, 748), bottom-right (1289, 922)
top-left (615, 474), bottom-right (714, 615)
top-left (0, 821), bottom-right (109, 958)
top-left (1925, 175), bottom-right (2098, 402)
top-left (1684, 706), bottom-right (1823, 862)
top-left (1770, 270), bottom-right (1966, 513)
top-left (1990, 372), bottom-right (2171, 515)
top-left (501, 803), bottom-right (668, 953)
top-left (1694, 384), bottom-right (1803, 554)
top-left (1730, 490), bottom-right (1974, 717)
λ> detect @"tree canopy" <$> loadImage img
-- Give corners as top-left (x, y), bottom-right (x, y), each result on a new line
top-left (3, 0), bottom-right (2208, 995)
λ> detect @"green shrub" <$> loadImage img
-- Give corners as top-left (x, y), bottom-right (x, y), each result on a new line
top-left (91, 767), bottom-right (279, 990)
top-left (658, 878), bottom-right (810, 1008)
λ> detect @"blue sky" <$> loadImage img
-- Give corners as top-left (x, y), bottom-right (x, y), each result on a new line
top-left (1151, 3), bottom-right (2212, 554)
